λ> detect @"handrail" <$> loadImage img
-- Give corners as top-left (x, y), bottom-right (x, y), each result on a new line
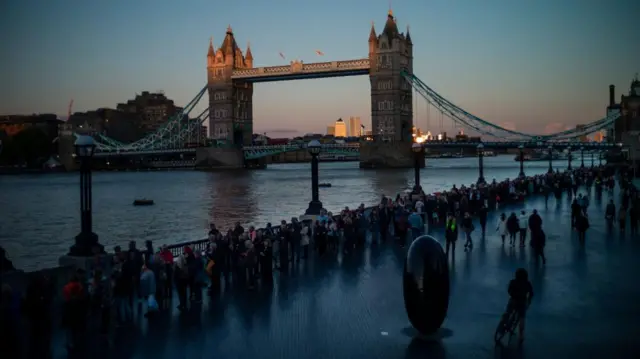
top-left (164, 206), bottom-right (376, 257)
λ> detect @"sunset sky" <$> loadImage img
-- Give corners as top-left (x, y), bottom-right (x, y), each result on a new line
top-left (1, 0), bottom-right (638, 137)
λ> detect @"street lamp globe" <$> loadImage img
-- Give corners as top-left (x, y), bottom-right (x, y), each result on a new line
top-left (518, 145), bottom-right (524, 150)
top-left (548, 145), bottom-right (553, 150)
top-left (412, 142), bottom-right (422, 153)
top-left (74, 135), bottom-right (96, 158)
top-left (307, 140), bottom-right (322, 156)
top-left (477, 143), bottom-right (484, 152)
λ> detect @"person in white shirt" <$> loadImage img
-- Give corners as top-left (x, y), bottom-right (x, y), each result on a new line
top-left (415, 199), bottom-right (425, 222)
top-left (518, 210), bottom-right (528, 246)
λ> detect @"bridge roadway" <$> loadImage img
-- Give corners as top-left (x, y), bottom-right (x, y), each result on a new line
top-left (92, 141), bottom-right (620, 158)
top-left (46, 190), bottom-right (639, 358)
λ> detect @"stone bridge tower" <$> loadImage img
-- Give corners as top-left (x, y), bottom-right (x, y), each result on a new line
top-left (207, 26), bottom-right (254, 147)
top-left (361, 10), bottom-right (419, 168)
top-left (369, 10), bottom-right (413, 142)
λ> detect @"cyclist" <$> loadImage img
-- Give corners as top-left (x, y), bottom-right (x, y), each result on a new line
top-left (505, 268), bottom-right (534, 342)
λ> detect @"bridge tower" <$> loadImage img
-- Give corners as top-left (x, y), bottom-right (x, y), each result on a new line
top-left (361, 10), bottom-right (420, 168)
top-left (58, 123), bottom-right (78, 171)
top-left (369, 10), bottom-right (413, 142)
top-left (207, 26), bottom-right (254, 147)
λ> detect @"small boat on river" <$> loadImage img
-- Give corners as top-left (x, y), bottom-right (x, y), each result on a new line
top-left (133, 199), bottom-right (154, 206)
top-left (319, 183), bottom-right (332, 188)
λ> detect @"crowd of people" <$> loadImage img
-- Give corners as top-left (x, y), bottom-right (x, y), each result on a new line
top-left (1, 163), bottom-right (637, 357)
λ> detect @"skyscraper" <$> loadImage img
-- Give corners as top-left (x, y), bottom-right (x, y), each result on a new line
top-left (334, 118), bottom-right (347, 137)
top-left (348, 116), bottom-right (362, 137)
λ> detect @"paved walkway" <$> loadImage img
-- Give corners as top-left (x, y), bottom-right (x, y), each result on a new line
top-left (53, 188), bottom-right (640, 359)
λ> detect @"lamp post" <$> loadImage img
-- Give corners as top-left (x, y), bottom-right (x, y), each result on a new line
top-left (518, 145), bottom-right (525, 178)
top-left (412, 142), bottom-right (423, 192)
top-left (591, 150), bottom-right (594, 168)
top-left (580, 146), bottom-right (585, 168)
top-left (304, 140), bottom-right (323, 215)
top-left (477, 143), bottom-right (485, 184)
top-left (567, 146), bottom-right (572, 171)
top-left (547, 145), bottom-right (553, 174)
top-left (69, 135), bottom-right (103, 256)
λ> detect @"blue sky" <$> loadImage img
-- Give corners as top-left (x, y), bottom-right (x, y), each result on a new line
top-left (1, 0), bottom-right (638, 136)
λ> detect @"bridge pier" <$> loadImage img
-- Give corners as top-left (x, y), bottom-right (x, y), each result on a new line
top-left (195, 147), bottom-right (245, 169)
top-left (359, 141), bottom-right (424, 169)
top-left (195, 147), bottom-right (266, 169)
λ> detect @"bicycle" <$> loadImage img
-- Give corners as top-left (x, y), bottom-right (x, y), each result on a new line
top-left (494, 302), bottom-right (528, 345)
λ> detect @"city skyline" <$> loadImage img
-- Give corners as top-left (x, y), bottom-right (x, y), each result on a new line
top-left (1, 0), bottom-right (638, 137)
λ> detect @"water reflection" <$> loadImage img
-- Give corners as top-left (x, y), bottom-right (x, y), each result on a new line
top-left (207, 171), bottom-right (255, 228)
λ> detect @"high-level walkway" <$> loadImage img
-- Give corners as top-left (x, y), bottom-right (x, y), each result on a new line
top-left (52, 190), bottom-right (640, 359)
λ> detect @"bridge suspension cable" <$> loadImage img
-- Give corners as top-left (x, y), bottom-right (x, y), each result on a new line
top-left (403, 71), bottom-right (621, 141)
top-left (93, 85), bottom-right (208, 153)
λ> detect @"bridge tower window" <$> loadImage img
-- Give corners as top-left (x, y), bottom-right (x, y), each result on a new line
top-left (377, 101), bottom-right (394, 111)
top-left (378, 80), bottom-right (392, 90)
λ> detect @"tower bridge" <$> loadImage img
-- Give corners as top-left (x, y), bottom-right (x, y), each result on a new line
top-left (205, 11), bottom-right (415, 169)
top-left (58, 9), bottom-right (623, 171)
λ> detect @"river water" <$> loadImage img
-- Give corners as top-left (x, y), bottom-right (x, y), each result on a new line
top-left (0, 155), bottom-right (588, 270)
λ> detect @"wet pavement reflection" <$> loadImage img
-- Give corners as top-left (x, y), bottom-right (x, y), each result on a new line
top-left (48, 190), bottom-right (640, 359)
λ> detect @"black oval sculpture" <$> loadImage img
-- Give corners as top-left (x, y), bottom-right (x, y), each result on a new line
top-left (403, 235), bottom-right (450, 335)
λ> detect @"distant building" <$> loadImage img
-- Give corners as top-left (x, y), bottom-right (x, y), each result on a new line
top-left (326, 125), bottom-right (335, 136)
top-left (608, 75), bottom-right (640, 143)
top-left (116, 91), bottom-right (182, 133)
top-left (67, 108), bottom-right (145, 143)
top-left (0, 114), bottom-right (62, 143)
top-left (455, 130), bottom-right (469, 142)
top-left (593, 131), bottom-right (605, 142)
top-left (348, 116), bottom-right (362, 137)
top-left (334, 118), bottom-right (347, 137)
top-left (575, 124), bottom-right (587, 142)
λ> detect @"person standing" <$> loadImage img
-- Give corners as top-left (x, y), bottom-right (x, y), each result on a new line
top-left (478, 205), bottom-right (488, 236)
top-left (619, 206), bottom-right (628, 233)
top-left (518, 210), bottom-right (528, 247)
top-left (462, 212), bottom-right (474, 251)
top-left (575, 212), bottom-right (590, 244)
top-left (408, 208), bottom-right (424, 241)
top-left (445, 213), bottom-right (458, 260)
top-left (530, 228), bottom-right (547, 265)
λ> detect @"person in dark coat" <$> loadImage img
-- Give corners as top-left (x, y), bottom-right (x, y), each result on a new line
top-left (528, 209), bottom-right (543, 233)
top-left (575, 212), bottom-right (590, 244)
top-left (530, 228), bottom-right (546, 264)
top-left (24, 273), bottom-right (54, 358)
top-left (506, 212), bottom-right (520, 246)
top-left (478, 205), bottom-right (488, 236)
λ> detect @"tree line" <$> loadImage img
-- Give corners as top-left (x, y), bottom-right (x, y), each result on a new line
top-left (0, 127), bottom-right (56, 168)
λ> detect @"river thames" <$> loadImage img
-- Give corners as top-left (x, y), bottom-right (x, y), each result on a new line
top-left (0, 155), bottom-right (585, 270)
